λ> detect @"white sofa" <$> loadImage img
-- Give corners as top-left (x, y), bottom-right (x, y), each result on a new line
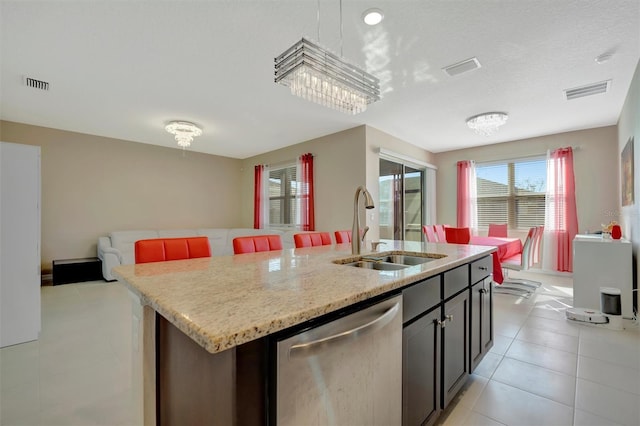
top-left (97, 228), bottom-right (298, 281)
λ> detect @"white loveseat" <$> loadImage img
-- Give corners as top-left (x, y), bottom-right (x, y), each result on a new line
top-left (97, 228), bottom-right (298, 281)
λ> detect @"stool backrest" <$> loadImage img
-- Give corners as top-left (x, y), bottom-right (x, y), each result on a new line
top-left (334, 230), bottom-right (352, 244)
top-left (422, 225), bottom-right (438, 243)
top-left (233, 235), bottom-right (283, 254)
top-left (488, 223), bottom-right (508, 238)
top-left (294, 232), bottom-right (332, 248)
top-left (444, 227), bottom-right (471, 244)
top-left (135, 237), bottom-right (211, 264)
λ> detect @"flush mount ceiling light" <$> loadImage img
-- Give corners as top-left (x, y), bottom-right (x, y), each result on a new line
top-left (466, 112), bottom-right (509, 137)
top-left (362, 8), bottom-right (384, 25)
top-left (164, 121), bottom-right (202, 149)
top-left (274, 1), bottom-right (380, 115)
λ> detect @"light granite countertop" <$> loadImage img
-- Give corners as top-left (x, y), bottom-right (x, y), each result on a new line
top-left (113, 240), bottom-right (495, 354)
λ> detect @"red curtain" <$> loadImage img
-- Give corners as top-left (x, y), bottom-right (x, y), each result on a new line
top-left (254, 165), bottom-right (263, 229)
top-left (300, 153), bottom-right (315, 231)
top-left (544, 147), bottom-right (578, 272)
top-left (456, 160), bottom-right (477, 230)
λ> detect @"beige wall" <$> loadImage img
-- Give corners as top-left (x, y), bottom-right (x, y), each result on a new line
top-left (617, 59), bottom-right (639, 303)
top-left (0, 121), bottom-right (243, 272)
top-left (239, 126), bottom-right (367, 235)
top-left (239, 125), bottom-right (437, 243)
top-left (434, 126), bottom-right (619, 239)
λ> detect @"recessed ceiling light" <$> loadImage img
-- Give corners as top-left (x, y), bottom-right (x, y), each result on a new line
top-left (362, 8), bottom-right (384, 25)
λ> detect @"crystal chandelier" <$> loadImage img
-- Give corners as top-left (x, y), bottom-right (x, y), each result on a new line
top-left (164, 121), bottom-right (202, 149)
top-left (466, 112), bottom-right (509, 136)
top-left (275, 38), bottom-right (379, 114)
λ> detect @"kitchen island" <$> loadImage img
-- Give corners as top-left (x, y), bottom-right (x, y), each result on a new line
top-left (113, 240), bottom-right (496, 426)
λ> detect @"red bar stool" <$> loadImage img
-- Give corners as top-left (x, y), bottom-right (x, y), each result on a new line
top-left (334, 230), bottom-right (352, 244)
top-left (294, 232), bottom-right (332, 248)
top-left (135, 237), bottom-right (211, 264)
top-left (422, 225), bottom-right (438, 243)
top-left (233, 235), bottom-right (283, 254)
top-left (444, 227), bottom-right (471, 244)
top-left (434, 225), bottom-right (447, 242)
top-left (488, 223), bottom-right (508, 237)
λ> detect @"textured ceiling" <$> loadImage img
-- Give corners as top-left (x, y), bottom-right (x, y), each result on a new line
top-left (1, 0), bottom-right (638, 159)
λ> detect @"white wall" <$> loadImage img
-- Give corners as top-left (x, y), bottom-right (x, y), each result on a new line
top-left (617, 59), bottom-right (639, 312)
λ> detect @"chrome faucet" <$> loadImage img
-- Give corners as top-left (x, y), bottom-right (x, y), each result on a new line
top-left (352, 186), bottom-right (375, 255)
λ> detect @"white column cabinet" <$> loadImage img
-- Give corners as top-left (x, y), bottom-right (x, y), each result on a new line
top-left (573, 234), bottom-right (634, 318)
top-left (0, 142), bottom-right (41, 348)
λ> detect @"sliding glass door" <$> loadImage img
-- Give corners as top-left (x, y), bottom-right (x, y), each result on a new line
top-left (379, 158), bottom-right (424, 241)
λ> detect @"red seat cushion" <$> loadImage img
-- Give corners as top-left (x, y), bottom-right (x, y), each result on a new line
top-left (253, 236), bottom-right (271, 252)
top-left (444, 227), bottom-right (471, 244)
top-left (233, 235), bottom-right (283, 254)
top-left (135, 240), bottom-right (166, 264)
top-left (233, 237), bottom-right (257, 254)
top-left (334, 230), bottom-right (352, 244)
top-left (164, 238), bottom-right (189, 261)
top-left (294, 232), bottom-right (332, 248)
top-left (187, 237), bottom-right (211, 258)
top-left (135, 236), bottom-right (211, 263)
top-left (488, 223), bottom-right (508, 238)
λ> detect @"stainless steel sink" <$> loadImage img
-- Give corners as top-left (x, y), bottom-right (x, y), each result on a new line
top-left (347, 261), bottom-right (409, 271)
top-left (367, 254), bottom-right (435, 266)
top-left (337, 251), bottom-right (445, 271)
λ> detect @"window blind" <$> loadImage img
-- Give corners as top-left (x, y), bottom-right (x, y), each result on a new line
top-left (476, 157), bottom-right (546, 230)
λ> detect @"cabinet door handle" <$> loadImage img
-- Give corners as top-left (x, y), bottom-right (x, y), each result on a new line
top-left (445, 314), bottom-right (453, 322)
top-left (479, 288), bottom-right (486, 294)
top-left (478, 266), bottom-right (488, 271)
top-left (433, 318), bottom-right (445, 328)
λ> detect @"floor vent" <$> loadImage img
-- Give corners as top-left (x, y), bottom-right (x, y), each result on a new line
top-left (564, 80), bottom-right (610, 100)
top-left (442, 57), bottom-right (481, 77)
top-left (24, 76), bottom-right (50, 91)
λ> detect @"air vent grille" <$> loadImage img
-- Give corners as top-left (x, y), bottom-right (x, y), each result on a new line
top-left (24, 77), bottom-right (50, 91)
top-left (443, 57), bottom-right (481, 77)
top-left (564, 80), bottom-right (610, 100)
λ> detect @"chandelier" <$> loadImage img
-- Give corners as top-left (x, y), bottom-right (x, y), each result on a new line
top-left (466, 112), bottom-right (509, 136)
top-left (274, 1), bottom-right (380, 115)
top-left (165, 121), bottom-right (202, 149)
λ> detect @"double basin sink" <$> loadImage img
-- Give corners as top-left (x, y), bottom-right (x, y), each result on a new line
top-left (334, 251), bottom-right (446, 271)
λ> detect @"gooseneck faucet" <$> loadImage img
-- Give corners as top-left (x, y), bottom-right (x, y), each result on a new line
top-left (352, 186), bottom-right (375, 255)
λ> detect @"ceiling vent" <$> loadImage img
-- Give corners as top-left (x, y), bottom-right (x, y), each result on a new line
top-left (442, 57), bottom-right (481, 77)
top-left (564, 80), bottom-right (610, 100)
top-left (24, 76), bottom-right (50, 91)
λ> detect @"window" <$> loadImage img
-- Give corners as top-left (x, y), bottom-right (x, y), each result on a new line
top-left (475, 157), bottom-right (546, 229)
top-left (269, 165), bottom-right (298, 227)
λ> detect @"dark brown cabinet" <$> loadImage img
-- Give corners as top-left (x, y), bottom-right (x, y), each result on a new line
top-left (441, 289), bottom-right (470, 408)
top-left (471, 277), bottom-right (493, 371)
top-left (402, 255), bottom-right (495, 423)
top-left (402, 276), bottom-right (441, 426)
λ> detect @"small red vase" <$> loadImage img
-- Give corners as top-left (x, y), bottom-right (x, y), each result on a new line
top-left (611, 225), bottom-right (622, 240)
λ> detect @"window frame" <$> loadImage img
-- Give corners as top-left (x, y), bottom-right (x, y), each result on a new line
top-left (267, 163), bottom-right (299, 229)
top-left (475, 156), bottom-right (546, 231)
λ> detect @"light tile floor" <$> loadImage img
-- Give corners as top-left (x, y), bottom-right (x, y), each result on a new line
top-left (1, 271), bottom-right (638, 425)
top-left (438, 270), bottom-right (640, 426)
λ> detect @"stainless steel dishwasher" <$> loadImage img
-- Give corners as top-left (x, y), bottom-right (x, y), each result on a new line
top-left (275, 294), bottom-right (402, 426)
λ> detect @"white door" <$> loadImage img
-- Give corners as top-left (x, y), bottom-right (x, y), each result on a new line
top-left (0, 142), bottom-right (41, 348)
